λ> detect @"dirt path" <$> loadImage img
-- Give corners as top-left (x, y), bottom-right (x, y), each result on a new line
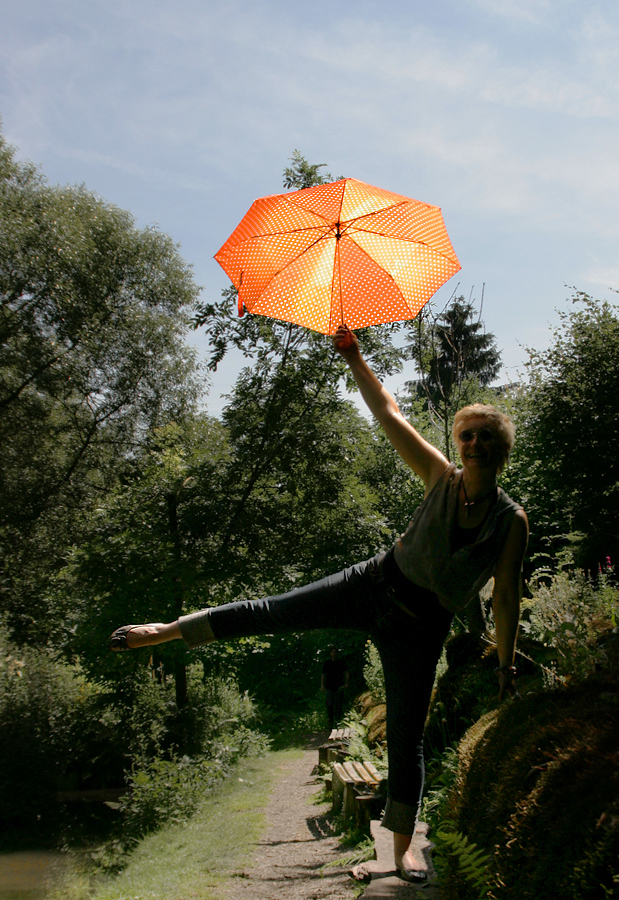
top-left (225, 733), bottom-right (357, 900)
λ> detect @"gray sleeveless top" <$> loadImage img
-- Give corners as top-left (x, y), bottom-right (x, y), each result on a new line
top-left (393, 464), bottom-right (522, 613)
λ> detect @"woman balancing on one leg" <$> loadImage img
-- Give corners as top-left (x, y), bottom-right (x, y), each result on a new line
top-left (110, 324), bottom-right (528, 884)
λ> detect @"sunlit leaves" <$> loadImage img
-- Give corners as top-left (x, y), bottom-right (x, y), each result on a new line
top-left (508, 292), bottom-right (619, 568)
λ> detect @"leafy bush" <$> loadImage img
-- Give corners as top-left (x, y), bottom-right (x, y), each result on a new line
top-left (0, 622), bottom-right (269, 844)
top-left (110, 668), bottom-right (269, 846)
top-left (119, 754), bottom-right (230, 839)
top-left (441, 674), bottom-right (619, 900)
top-left (340, 707), bottom-right (388, 780)
top-left (521, 561), bottom-right (619, 686)
top-left (160, 667), bottom-right (262, 757)
top-left (363, 640), bottom-right (386, 704)
top-left (434, 828), bottom-right (493, 900)
top-left (0, 623), bottom-right (103, 828)
top-left (119, 721), bottom-right (269, 844)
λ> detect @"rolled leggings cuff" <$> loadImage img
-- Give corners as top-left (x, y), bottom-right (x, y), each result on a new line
top-left (381, 797), bottom-right (419, 835)
top-left (178, 610), bottom-right (214, 649)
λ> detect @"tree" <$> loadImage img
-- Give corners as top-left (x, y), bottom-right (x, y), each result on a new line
top-left (63, 416), bottom-right (231, 705)
top-left (505, 292), bottom-right (619, 570)
top-left (192, 151), bottom-right (406, 578)
top-left (404, 292), bottom-right (502, 458)
top-left (0, 129), bottom-right (202, 642)
top-left (282, 149), bottom-right (333, 189)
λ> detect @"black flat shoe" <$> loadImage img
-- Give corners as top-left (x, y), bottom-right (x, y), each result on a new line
top-left (396, 866), bottom-right (427, 883)
top-left (110, 625), bottom-right (138, 652)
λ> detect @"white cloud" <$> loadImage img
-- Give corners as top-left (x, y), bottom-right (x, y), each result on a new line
top-left (470, 0), bottom-right (564, 26)
top-left (584, 266), bottom-right (619, 289)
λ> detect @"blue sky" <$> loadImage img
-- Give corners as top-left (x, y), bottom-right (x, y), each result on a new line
top-left (2, 0), bottom-right (618, 413)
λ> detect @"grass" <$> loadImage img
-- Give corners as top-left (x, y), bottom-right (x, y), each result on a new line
top-left (51, 749), bottom-right (303, 900)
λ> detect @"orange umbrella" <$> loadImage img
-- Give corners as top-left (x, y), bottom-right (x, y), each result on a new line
top-left (214, 177), bottom-right (460, 336)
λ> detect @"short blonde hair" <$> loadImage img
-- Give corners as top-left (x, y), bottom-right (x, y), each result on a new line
top-left (452, 404), bottom-right (515, 474)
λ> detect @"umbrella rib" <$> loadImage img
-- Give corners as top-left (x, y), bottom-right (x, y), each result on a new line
top-left (347, 228), bottom-right (459, 265)
top-left (331, 235), bottom-right (344, 329)
top-left (236, 230), bottom-right (335, 293)
top-left (281, 190), bottom-right (345, 229)
top-left (331, 187), bottom-right (346, 329)
top-left (340, 234), bottom-right (415, 314)
top-left (341, 200), bottom-right (410, 227)
top-left (340, 200), bottom-right (458, 263)
top-left (227, 224), bottom-right (332, 244)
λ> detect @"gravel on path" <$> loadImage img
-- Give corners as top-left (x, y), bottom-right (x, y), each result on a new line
top-left (225, 733), bottom-right (358, 900)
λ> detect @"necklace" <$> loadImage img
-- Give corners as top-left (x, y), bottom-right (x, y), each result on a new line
top-left (461, 479), bottom-right (496, 518)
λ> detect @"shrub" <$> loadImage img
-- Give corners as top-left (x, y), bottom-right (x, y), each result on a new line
top-left (521, 561), bottom-right (619, 686)
top-left (0, 624), bottom-right (102, 828)
top-left (363, 640), bottom-right (386, 704)
top-left (112, 668), bottom-right (269, 846)
top-left (119, 754), bottom-right (230, 840)
top-left (443, 674), bottom-right (619, 900)
top-left (0, 622), bottom-right (269, 843)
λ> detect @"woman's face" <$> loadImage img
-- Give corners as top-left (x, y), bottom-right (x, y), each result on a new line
top-left (456, 416), bottom-right (501, 472)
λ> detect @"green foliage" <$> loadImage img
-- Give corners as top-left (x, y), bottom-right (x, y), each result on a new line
top-left (118, 717), bottom-right (269, 846)
top-left (0, 128), bottom-right (202, 645)
top-left (403, 293), bottom-right (502, 459)
top-left (507, 292), bottom-right (619, 569)
top-left (421, 746), bottom-right (460, 823)
top-left (217, 350), bottom-right (390, 586)
top-left (89, 669), bottom-right (271, 865)
top-left (62, 417), bottom-right (231, 676)
top-left (337, 706), bottom-right (389, 780)
top-left (0, 129), bottom-right (200, 524)
top-left (424, 745), bottom-right (495, 898)
top-left (360, 421), bottom-right (425, 546)
top-left (363, 640), bottom-right (386, 705)
top-left (521, 559), bottom-right (619, 686)
top-left (119, 755), bottom-right (230, 841)
top-left (282, 149), bottom-right (334, 189)
top-left (321, 834), bottom-right (376, 873)
top-left (434, 828), bottom-right (492, 900)
top-left (0, 622), bottom-right (120, 829)
top-left (0, 614), bottom-right (268, 841)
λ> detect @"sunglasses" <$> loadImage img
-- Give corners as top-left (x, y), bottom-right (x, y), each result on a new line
top-left (458, 428), bottom-right (495, 443)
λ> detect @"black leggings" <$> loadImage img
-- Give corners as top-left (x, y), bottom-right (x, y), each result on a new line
top-left (178, 549), bottom-right (453, 834)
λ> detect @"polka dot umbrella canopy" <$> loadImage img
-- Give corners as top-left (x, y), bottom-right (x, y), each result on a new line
top-left (214, 178), bottom-right (461, 335)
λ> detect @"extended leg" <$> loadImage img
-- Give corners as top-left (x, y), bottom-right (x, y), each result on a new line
top-left (110, 554), bottom-right (386, 652)
top-left (110, 620), bottom-right (187, 651)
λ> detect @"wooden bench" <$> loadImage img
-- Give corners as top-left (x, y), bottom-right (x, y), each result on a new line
top-left (331, 760), bottom-right (383, 825)
top-left (318, 727), bottom-right (353, 768)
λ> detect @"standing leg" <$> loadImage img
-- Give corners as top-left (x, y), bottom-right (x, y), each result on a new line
top-left (372, 603), bottom-right (451, 878)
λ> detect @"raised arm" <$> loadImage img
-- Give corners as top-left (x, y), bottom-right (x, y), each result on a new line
top-left (333, 326), bottom-right (448, 491)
